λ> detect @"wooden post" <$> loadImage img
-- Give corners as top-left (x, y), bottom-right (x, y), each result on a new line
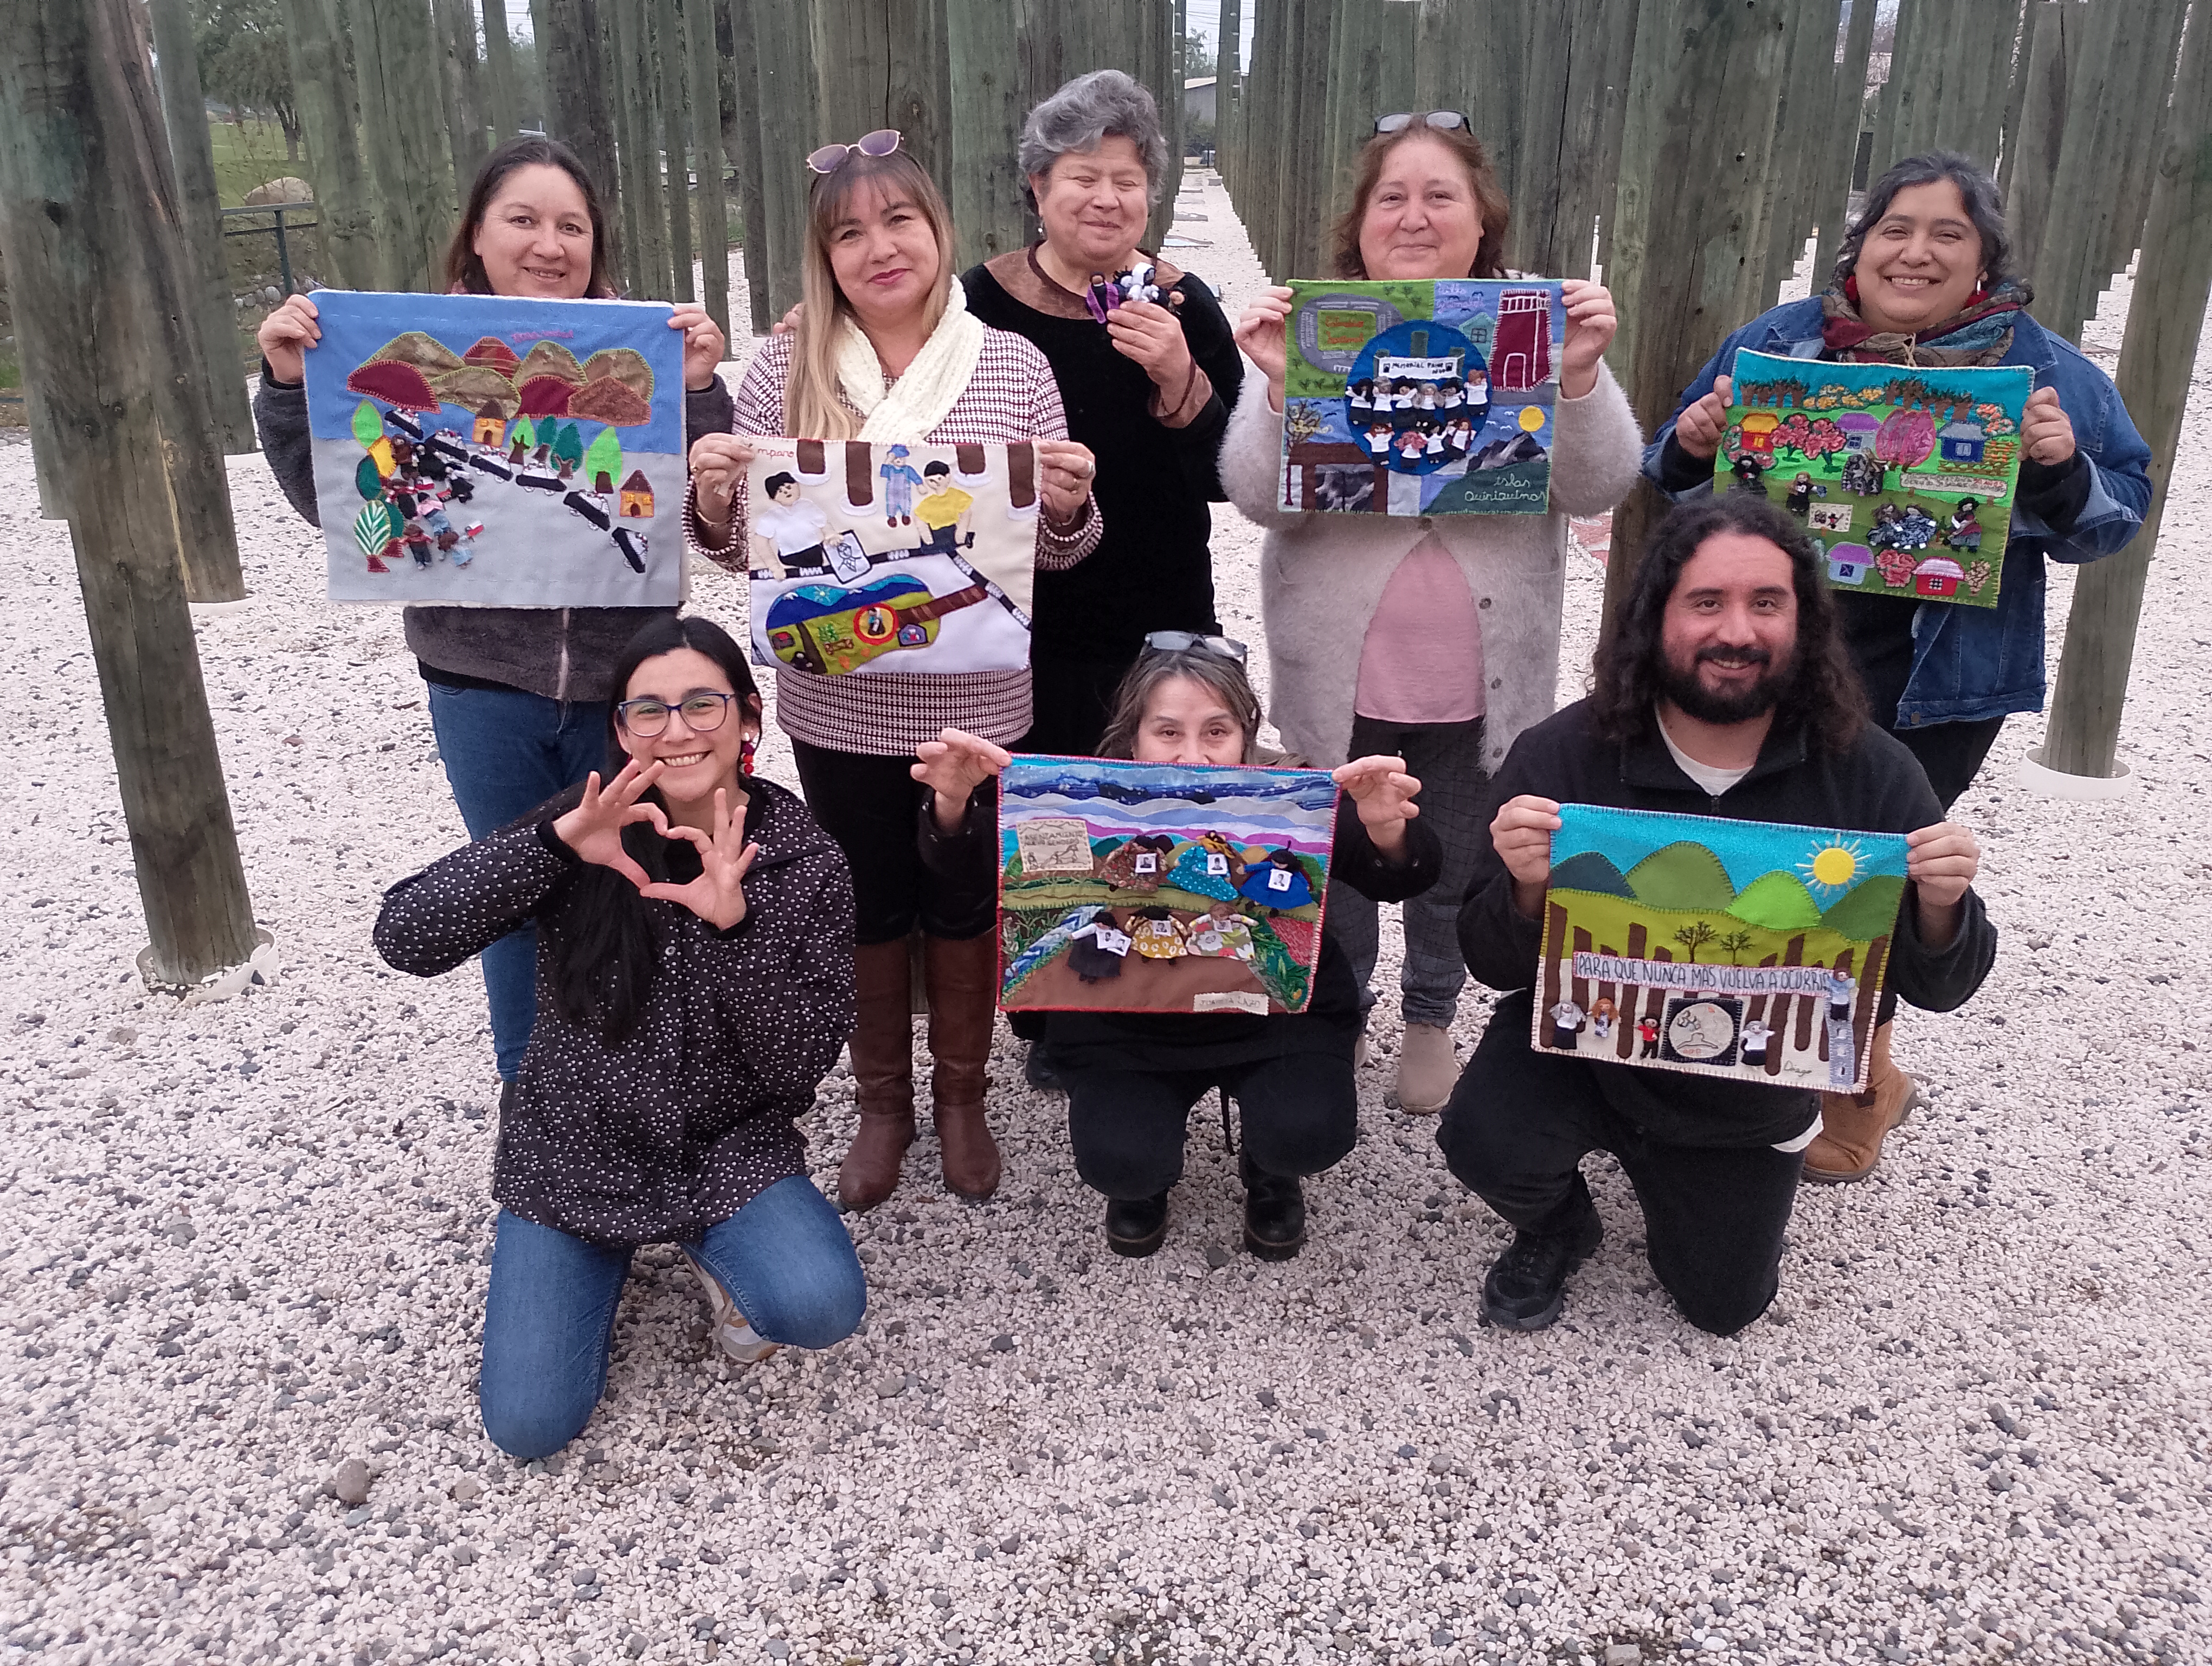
top-left (721, 0), bottom-right (771, 332)
top-left (888, 0), bottom-right (953, 188)
top-left (352, 0), bottom-right (454, 291)
top-left (1601, 0), bottom-right (1792, 630)
top-left (0, 0), bottom-right (259, 984)
top-left (283, 0), bottom-right (378, 290)
top-left (657, 0), bottom-right (696, 302)
top-left (812, 0), bottom-right (892, 143)
top-left (1809, 0), bottom-right (1880, 285)
top-left (1756, 0), bottom-right (1837, 306)
top-left (541, 0), bottom-right (624, 279)
top-left (2001, 1), bottom-right (2080, 286)
top-left (146, 0), bottom-right (256, 454)
top-left (742, 0), bottom-right (815, 318)
top-left (613, 0), bottom-right (672, 298)
top-left (2041, 2), bottom-right (2211, 779)
top-left (944, 0), bottom-right (1026, 272)
top-left (436, 0), bottom-right (492, 191)
top-left (1220, 0), bottom-right (1243, 182)
top-left (686, 0), bottom-right (729, 344)
top-left (483, 0), bottom-right (522, 143)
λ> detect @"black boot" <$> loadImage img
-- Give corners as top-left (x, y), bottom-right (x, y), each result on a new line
top-left (1481, 1179), bottom-right (1603, 1332)
top-left (1104, 1191), bottom-right (1169, 1258)
top-left (1240, 1151), bottom-right (1307, 1261)
top-left (1023, 1040), bottom-right (1065, 1093)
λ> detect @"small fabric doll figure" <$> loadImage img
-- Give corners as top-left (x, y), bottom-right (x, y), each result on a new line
top-left (1129, 908), bottom-right (1188, 960)
top-left (1066, 908), bottom-right (1131, 983)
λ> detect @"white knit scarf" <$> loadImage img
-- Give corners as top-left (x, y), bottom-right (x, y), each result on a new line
top-left (835, 279), bottom-right (988, 442)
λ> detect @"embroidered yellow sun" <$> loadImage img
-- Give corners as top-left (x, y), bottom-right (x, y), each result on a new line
top-left (1799, 837), bottom-right (1866, 896)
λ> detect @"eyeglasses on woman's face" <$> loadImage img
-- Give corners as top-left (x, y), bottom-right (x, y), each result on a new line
top-left (614, 691), bottom-right (742, 737)
top-left (1374, 111), bottom-right (1471, 136)
top-left (1143, 630), bottom-right (1249, 664)
top-left (807, 129), bottom-right (902, 174)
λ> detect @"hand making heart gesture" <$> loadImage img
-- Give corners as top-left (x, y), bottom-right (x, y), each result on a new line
top-left (638, 788), bottom-right (760, 931)
top-left (550, 759), bottom-right (672, 890)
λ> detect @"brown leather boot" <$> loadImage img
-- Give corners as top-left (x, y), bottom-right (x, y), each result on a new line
top-left (836, 939), bottom-right (917, 1213)
top-left (1803, 1020), bottom-right (1924, 1184)
top-left (924, 932), bottom-right (1002, 1200)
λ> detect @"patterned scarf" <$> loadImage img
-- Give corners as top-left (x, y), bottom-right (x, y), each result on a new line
top-left (1818, 274), bottom-right (2033, 366)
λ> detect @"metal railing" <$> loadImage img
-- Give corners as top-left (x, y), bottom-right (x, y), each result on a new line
top-left (219, 202), bottom-right (319, 296)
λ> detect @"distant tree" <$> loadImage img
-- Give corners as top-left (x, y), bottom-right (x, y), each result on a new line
top-left (191, 0), bottom-right (301, 161)
top-left (1673, 920), bottom-right (1718, 962)
top-left (1716, 928), bottom-right (1756, 965)
top-left (1182, 28), bottom-right (1216, 78)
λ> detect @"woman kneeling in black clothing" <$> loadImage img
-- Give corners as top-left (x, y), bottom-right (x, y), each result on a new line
top-left (913, 640), bottom-right (1440, 1260)
top-left (375, 616), bottom-right (864, 1458)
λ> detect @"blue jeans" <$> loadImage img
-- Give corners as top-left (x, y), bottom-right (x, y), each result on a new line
top-left (478, 1177), bottom-right (866, 1459)
top-left (425, 682), bottom-right (610, 1079)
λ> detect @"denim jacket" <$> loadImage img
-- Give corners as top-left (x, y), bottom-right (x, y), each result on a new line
top-left (1641, 298), bottom-right (2152, 726)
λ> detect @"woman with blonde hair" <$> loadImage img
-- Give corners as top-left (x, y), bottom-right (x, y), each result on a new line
top-left (1225, 113), bottom-right (1644, 1113)
top-left (687, 134), bottom-right (1101, 1213)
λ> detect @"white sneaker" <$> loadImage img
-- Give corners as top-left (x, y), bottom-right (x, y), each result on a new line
top-left (1394, 1023), bottom-right (1459, 1113)
top-left (679, 1248), bottom-right (780, 1365)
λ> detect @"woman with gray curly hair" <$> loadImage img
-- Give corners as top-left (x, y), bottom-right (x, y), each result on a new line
top-left (964, 68), bottom-right (1248, 1091)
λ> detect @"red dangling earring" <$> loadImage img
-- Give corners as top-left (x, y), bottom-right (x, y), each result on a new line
top-left (741, 731), bottom-right (757, 776)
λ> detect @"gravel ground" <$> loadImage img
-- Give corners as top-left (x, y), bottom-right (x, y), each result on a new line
top-left (3, 174), bottom-right (2210, 1666)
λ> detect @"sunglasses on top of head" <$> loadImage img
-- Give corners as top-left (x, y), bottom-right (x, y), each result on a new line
top-left (806, 129), bottom-right (903, 174)
top-left (1143, 630), bottom-right (1249, 664)
top-left (1373, 111), bottom-right (1471, 136)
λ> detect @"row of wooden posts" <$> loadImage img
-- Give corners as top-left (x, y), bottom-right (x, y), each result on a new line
top-left (1217, 0), bottom-right (2211, 786)
top-left (0, 0), bottom-right (2205, 985)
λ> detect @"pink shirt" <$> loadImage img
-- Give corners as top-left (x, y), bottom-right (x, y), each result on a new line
top-left (1353, 534), bottom-right (1486, 725)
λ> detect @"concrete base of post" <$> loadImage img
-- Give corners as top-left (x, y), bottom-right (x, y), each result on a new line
top-left (139, 926), bottom-right (279, 999)
top-left (2016, 745), bottom-right (2136, 802)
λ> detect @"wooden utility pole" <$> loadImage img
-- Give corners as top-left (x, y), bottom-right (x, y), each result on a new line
top-left (352, 0), bottom-right (454, 290)
top-left (284, 0), bottom-right (378, 290)
top-left (2042, 3), bottom-right (2212, 779)
top-left (436, 0), bottom-right (492, 190)
top-left (945, 0), bottom-right (1027, 272)
top-left (717, 0), bottom-right (768, 332)
top-left (686, 0), bottom-right (729, 342)
top-left (657, 0), bottom-right (696, 303)
top-left (146, 0), bottom-right (256, 453)
top-left (542, 0), bottom-right (623, 278)
top-left (483, 0), bottom-right (522, 143)
top-left (0, 0), bottom-right (259, 985)
top-left (1602, 0), bottom-right (1792, 627)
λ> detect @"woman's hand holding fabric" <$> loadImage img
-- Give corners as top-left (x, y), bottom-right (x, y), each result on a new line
top-left (1232, 286), bottom-right (1295, 411)
top-left (257, 294), bottom-right (321, 385)
top-left (689, 433), bottom-right (758, 526)
top-left (1559, 280), bottom-right (1617, 399)
top-left (912, 728), bottom-right (1011, 832)
top-left (1334, 755), bottom-right (1421, 858)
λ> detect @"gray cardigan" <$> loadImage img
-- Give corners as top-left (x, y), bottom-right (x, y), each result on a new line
top-left (1217, 362), bottom-right (1645, 771)
top-left (254, 367), bottom-right (734, 703)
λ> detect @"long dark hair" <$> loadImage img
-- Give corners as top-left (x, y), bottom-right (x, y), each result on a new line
top-left (1834, 150), bottom-right (2016, 292)
top-left (541, 616), bottom-right (762, 1046)
top-left (1589, 497), bottom-right (1866, 753)
top-left (444, 136), bottom-right (620, 298)
top-left (1329, 119), bottom-right (1510, 281)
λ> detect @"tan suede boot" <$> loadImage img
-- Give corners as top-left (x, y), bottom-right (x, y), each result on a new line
top-left (836, 939), bottom-right (918, 1213)
top-left (924, 932), bottom-right (1002, 1200)
top-left (1394, 1022), bottom-right (1459, 1114)
top-left (1802, 1020), bottom-right (1924, 1184)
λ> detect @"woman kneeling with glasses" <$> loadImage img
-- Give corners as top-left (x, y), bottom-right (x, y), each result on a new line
top-left (375, 616), bottom-right (864, 1459)
top-left (911, 636), bottom-right (1441, 1260)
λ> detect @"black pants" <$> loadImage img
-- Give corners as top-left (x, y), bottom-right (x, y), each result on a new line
top-left (1015, 650), bottom-right (1141, 759)
top-left (1437, 992), bottom-right (1804, 1336)
top-left (1893, 716), bottom-right (2005, 814)
top-left (790, 739), bottom-right (994, 946)
top-left (1063, 1055), bottom-right (1358, 1200)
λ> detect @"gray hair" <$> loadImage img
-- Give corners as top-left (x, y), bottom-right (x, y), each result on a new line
top-left (1835, 150), bottom-right (2017, 292)
top-left (1096, 646), bottom-right (1261, 764)
top-left (1018, 69), bottom-right (1168, 212)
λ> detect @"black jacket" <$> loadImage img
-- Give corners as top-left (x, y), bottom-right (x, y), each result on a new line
top-left (374, 779), bottom-right (855, 1245)
top-left (254, 364), bottom-right (735, 702)
top-left (1459, 699), bottom-right (1997, 1147)
top-left (963, 255), bottom-right (1244, 658)
top-left (922, 785), bottom-right (1442, 1072)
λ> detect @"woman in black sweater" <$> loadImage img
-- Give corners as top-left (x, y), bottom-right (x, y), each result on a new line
top-left (375, 616), bottom-right (863, 1458)
top-left (961, 70), bottom-right (1245, 757)
top-left (912, 642), bottom-right (1441, 1262)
